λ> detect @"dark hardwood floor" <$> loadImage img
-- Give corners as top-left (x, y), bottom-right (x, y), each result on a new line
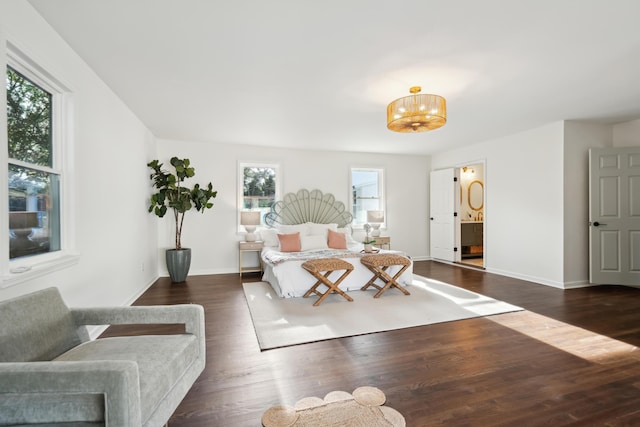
top-left (103, 261), bottom-right (640, 426)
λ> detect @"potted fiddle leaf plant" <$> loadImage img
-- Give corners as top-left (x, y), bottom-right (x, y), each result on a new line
top-left (148, 157), bottom-right (217, 283)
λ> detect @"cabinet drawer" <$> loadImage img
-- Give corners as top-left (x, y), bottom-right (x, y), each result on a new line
top-left (240, 241), bottom-right (264, 250)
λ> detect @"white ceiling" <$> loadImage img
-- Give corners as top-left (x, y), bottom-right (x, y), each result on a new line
top-left (28, 0), bottom-right (640, 155)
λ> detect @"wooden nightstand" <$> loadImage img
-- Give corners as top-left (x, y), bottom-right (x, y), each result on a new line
top-left (239, 241), bottom-right (264, 276)
top-left (374, 236), bottom-right (391, 250)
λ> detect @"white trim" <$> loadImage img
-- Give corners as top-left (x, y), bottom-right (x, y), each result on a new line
top-left (430, 259), bottom-right (595, 290)
top-left (1, 253), bottom-right (80, 288)
top-left (2, 43), bottom-right (77, 280)
top-left (7, 159), bottom-right (60, 175)
top-left (563, 280), bottom-right (592, 289)
top-left (0, 36), bottom-right (9, 277)
top-left (6, 41), bottom-right (70, 93)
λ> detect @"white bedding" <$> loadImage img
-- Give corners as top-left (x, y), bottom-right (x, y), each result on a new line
top-left (261, 243), bottom-right (413, 298)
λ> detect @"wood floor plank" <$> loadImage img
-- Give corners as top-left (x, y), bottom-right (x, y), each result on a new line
top-left (101, 261), bottom-right (640, 426)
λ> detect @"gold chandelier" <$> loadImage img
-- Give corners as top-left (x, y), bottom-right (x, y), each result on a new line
top-left (386, 86), bottom-right (447, 132)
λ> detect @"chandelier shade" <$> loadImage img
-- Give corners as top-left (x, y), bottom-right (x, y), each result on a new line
top-left (387, 86), bottom-right (447, 132)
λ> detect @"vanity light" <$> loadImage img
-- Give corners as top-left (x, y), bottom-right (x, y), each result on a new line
top-left (462, 166), bottom-right (475, 174)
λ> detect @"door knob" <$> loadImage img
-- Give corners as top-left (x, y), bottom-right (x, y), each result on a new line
top-left (592, 221), bottom-right (606, 226)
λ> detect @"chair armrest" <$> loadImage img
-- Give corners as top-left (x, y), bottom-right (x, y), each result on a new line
top-left (71, 304), bottom-right (205, 337)
top-left (0, 360), bottom-right (141, 427)
top-left (71, 304), bottom-right (206, 365)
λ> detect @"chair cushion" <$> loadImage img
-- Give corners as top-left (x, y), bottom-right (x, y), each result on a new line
top-left (0, 287), bottom-right (85, 362)
top-left (54, 334), bottom-right (198, 424)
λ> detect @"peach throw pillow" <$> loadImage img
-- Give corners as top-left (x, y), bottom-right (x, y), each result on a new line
top-left (327, 229), bottom-right (347, 249)
top-left (278, 232), bottom-right (301, 252)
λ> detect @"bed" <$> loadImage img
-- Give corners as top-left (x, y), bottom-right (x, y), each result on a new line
top-left (259, 189), bottom-right (413, 298)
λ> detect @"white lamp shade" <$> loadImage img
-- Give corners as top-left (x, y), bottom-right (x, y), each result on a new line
top-left (367, 210), bottom-right (384, 223)
top-left (240, 211), bottom-right (261, 226)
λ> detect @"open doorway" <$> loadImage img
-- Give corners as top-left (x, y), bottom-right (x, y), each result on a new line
top-left (458, 163), bottom-right (485, 269)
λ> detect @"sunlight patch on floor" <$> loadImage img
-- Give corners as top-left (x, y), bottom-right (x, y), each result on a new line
top-left (489, 310), bottom-right (640, 364)
top-left (411, 276), bottom-right (520, 316)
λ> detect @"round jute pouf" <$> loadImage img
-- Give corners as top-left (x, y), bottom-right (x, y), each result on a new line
top-left (261, 405), bottom-right (298, 427)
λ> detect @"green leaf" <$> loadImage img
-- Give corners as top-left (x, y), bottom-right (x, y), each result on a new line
top-left (148, 157), bottom-right (218, 248)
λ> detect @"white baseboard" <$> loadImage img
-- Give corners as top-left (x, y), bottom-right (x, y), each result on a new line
top-left (562, 280), bottom-right (592, 289)
top-left (485, 267), bottom-right (566, 289)
top-left (427, 258), bottom-right (594, 290)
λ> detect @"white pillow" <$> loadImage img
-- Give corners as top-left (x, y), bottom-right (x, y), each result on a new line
top-left (300, 234), bottom-right (329, 251)
top-left (337, 226), bottom-right (357, 244)
top-left (277, 223), bottom-right (309, 235)
top-left (306, 222), bottom-right (338, 238)
top-left (259, 228), bottom-right (279, 247)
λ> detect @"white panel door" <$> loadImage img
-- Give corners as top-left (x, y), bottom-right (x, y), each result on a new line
top-left (589, 147), bottom-right (640, 285)
top-left (430, 168), bottom-right (460, 262)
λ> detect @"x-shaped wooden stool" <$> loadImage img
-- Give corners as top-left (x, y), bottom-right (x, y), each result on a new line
top-left (301, 258), bottom-right (354, 306)
top-left (360, 254), bottom-right (411, 298)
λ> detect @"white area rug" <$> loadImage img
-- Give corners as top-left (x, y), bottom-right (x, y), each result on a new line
top-left (243, 275), bottom-right (523, 350)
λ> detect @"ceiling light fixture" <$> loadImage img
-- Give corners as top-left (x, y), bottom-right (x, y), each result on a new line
top-left (386, 86), bottom-right (446, 132)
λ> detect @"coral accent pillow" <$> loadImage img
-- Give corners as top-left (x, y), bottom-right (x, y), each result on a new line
top-left (327, 229), bottom-right (347, 250)
top-left (278, 232), bottom-right (301, 252)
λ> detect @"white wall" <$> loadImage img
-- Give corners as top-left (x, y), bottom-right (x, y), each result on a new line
top-left (432, 122), bottom-right (567, 287)
top-left (0, 1), bottom-right (158, 308)
top-left (613, 118), bottom-right (640, 147)
top-left (432, 120), bottom-right (638, 288)
top-left (155, 139), bottom-right (431, 276)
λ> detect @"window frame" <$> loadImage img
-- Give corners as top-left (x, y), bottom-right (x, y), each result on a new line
top-left (237, 162), bottom-right (281, 232)
top-left (1, 44), bottom-right (78, 288)
top-left (349, 166), bottom-right (385, 229)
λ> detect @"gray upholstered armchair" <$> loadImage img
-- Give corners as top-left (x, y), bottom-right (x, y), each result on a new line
top-left (0, 287), bottom-right (205, 427)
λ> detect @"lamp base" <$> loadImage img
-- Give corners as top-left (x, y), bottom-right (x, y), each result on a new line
top-left (371, 225), bottom-right (381, 237)
top-left (245, 226), bottom-right (257, 242)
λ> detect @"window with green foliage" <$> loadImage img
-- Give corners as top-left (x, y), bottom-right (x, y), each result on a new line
top-left (6, 65), bottom-right (61, 260)
top-left (239, 163), bottom-right (280, 226)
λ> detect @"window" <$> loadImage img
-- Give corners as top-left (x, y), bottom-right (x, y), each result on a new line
top-left (2, 47), bottom-right (75, 286)
top-left (239, 163), bottom-right (280, 227)
top-left (350, 167), bottom-right (384, 227)
top-left (6, 65), bottom-right (62, 260)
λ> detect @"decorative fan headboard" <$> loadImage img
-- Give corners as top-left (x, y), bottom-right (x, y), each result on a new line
top-left (264, 189), bottom-right (353, 227)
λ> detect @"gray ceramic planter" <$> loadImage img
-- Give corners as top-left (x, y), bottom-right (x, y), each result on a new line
top-left (166, 248), bottom-right (191, 283)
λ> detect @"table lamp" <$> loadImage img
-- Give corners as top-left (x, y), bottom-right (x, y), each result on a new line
top-left (367, 210), bottom-right (384, 237)
top-left (240, 211), bottom-right (261, 242)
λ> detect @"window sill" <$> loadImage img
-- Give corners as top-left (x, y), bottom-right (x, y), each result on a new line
top-left (1, 253), bottom-right (80, 289)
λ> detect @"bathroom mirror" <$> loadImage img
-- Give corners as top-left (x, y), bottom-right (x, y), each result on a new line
top-left (468, 180), bottom-right (484, 211)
